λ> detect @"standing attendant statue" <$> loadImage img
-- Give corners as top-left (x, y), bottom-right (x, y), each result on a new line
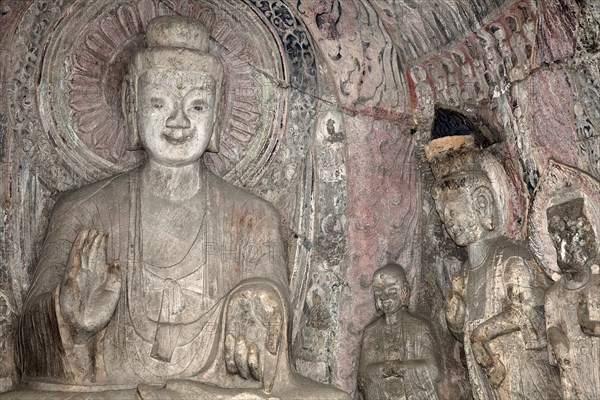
top-left (425, 135), bottom-right (561, 399)
top-left (10, 15), bottom-right (348, 400)
top-left (358, 263), bottom-right (441, 400)
top-left (545, 198), bottom-right (600, 399)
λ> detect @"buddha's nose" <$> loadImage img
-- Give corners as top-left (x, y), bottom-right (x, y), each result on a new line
top-left (166, 107), bottom-right (191, 129)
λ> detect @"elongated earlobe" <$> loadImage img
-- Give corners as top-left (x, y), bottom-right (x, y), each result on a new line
top-left (206, 83), bottom-right (223, 153)
top-left (122, 75), bottom-right (142, 151)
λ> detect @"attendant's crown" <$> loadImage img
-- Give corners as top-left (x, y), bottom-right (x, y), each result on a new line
top-left (424, 135), bottom-right (487, 182)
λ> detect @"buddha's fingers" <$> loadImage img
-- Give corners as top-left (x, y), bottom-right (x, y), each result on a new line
top-left (235, 335), bottom-right (251, 379)
top-left (66, 230), bottom-right (88, 279)
top-left (80, 230), bottom-right (98, 272)
top-left (248, 343), bottom-right (262, 382)
top-left (84, 261), bottom-right (121, 331)
top-left (61, 230), bottom-right (89, 321)
top-left (266, 310), bottom-right (282, 355)
top-left (87, 231), bottom-right (105, 274)
top-left (225, 333), bottom-right (238, 375)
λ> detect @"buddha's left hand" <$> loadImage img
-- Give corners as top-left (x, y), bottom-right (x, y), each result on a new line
top-left (224, 285), bottom-right (284, 391)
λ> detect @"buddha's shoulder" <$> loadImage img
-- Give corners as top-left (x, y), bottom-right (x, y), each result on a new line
top-left (53, 170), bottom-right (133, 213)
top-left (209, 173), bottom-right (279, 215)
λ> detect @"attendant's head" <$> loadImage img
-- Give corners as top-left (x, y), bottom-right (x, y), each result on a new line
top-left (547, 198), bottom-right (597, 274)
top-left (373, 263), bottom-right (410, 317)
top-left (123, 16), bottom-right (223, 167)
top-left (426, 136), bottom-right (497, 247)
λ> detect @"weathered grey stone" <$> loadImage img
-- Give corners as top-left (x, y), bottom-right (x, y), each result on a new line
top-left (425, 136), bottom-right (561, 399)
top-left (529, 160), bottom-right (600, 399)
top-left (358, 263), bottom-right (441, 400)
top-left (7, 15), bottom-right (349, 400)
top-left (3, 0), bottom-right (600, 398)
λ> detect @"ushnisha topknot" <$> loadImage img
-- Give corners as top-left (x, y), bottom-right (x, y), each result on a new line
top-left (146, 15), bottom-right (209, 52)
top-left (131, 15), bottom-right (223, 79)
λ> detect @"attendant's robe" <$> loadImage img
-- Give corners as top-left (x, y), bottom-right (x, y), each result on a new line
top-left (461, 238), bottom-right (561, 400)
top-left (546, 275), bottom-right (600, 400)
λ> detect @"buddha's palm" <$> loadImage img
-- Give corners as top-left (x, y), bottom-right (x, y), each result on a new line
top-left (59, 229), bottom-right (122, 343)
top-left (224, 286), bottom-right (284, 392)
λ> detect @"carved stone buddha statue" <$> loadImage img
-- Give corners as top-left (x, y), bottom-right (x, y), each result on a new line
top-left (425, 136), bottom-right (561, 400)
top-left (9, 15), bottom-right (349, 400)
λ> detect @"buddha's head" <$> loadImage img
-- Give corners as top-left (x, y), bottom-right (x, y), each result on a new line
top-left (372, 263), bottom-right (410, 316)
top-left (123, 16), bottom-right (224, 167)
top-left (547, 198), bottom-right (597, 274)
top-left (426, 136), bottom-right (498, 247)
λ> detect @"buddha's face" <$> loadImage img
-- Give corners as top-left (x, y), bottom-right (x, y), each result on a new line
top-left (435, 188), bottom-right (484, 247)
top-left (373, 273), bottom-right (405, 316)
top-left (137, 69), bottom-right (216, 167)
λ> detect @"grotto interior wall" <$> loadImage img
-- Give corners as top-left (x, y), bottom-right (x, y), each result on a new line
top-left (0, 0), bottom-right (598, 398)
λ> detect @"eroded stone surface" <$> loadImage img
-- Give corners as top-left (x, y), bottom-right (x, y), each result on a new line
top-left (2, 0), bottom-right (600, 398)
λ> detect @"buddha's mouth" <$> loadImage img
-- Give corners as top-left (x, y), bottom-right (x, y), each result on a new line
top-left (162, 133), bottom-right (193, 144)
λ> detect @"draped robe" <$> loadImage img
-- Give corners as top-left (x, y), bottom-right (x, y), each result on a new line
top-left (461, 238), bottom-right (561, 400)
top-left (17, 166), bottom-right (289, 391)
top-left (546, 275), bottom-right (600, 400)
top-left (358, 312), bottom-right (441, 400)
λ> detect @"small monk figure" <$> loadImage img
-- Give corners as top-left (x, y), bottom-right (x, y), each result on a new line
top-left (358, 263), bottom-right (441, 400)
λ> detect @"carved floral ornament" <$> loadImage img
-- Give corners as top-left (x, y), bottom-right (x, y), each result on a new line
top-left (529, 160), bottom-right (600, 279)
top-left (8, 0), bottom-right (307, 187)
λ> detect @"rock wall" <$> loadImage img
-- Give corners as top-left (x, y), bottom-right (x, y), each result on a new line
top-left (1, 0), bottom-right (598, 397)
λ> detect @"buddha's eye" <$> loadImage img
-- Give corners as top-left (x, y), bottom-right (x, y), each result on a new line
top-left (150, 97), bottom-right (164, 110)
top-left (189, 102), bottom-right (207, 112)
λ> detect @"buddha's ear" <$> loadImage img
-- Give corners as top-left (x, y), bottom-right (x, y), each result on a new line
top-left (206, 82), bottom-right (223, 153)
top-left (122, 75), bottom-right (142, 151)
top-left (472, 186), bottom-right (495, 231)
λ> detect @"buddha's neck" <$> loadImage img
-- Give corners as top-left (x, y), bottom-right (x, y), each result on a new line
top-left (141, 159), bottom-right (204, 201)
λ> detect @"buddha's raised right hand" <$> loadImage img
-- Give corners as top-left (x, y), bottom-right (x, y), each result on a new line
top-left (59, 229), bottom-right (122, 343)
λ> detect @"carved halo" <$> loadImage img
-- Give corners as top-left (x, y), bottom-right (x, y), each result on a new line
top-left (35, 0), bottom-right (286, 183)
top-left (529, 160), bottom-right (600, 279)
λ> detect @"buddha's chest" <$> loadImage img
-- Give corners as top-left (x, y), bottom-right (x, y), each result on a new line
top-left (140, 194), bottom-right (206, 267)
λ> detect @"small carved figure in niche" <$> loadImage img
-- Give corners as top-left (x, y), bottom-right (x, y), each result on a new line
top-left (358, 263), bottom-right (441, 400)
top-left (10, 16), bottom-right (348, 400)
top-left (545, 198), bottom-right (600, 399)
top-left (425, 135), bottom-right (560, 399)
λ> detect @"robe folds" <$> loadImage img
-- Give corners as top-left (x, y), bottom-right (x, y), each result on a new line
top-left (546, 276), bottom-right (600, 400)
top-left (461, 238), bottom-right (561, 400)
top-left (17, 166), bottom-right (289, 391)
top-left (358, 312), bottom-right (441, 400)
